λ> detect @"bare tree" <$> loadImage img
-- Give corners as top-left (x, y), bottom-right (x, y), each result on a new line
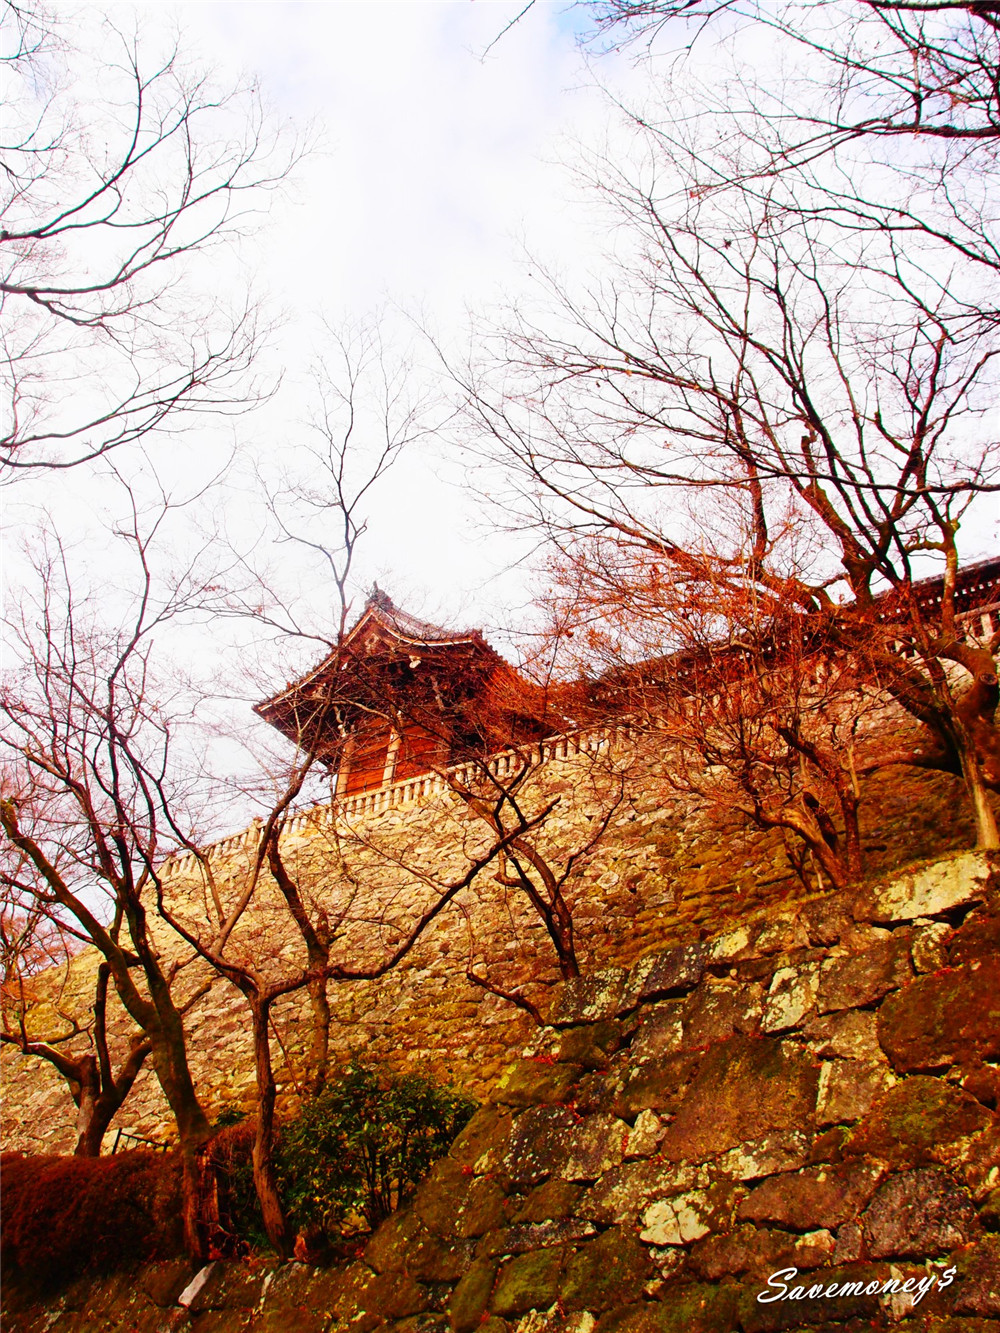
top-left (0, 882), bottom-right (157, 1156)
top-left (157, 783), bottom-right (528, 1257)
top-left (0, 321), bottom-right (474, 1259)
top-left (0, 493), bottom-right (228, 1252)
top-left (453, 93), bottom-right (1000, 845)
top-left (582, 0), bottom-right (1000, 143)
top-left (129, 320), bottom-right (484, 1257)
top-left (573, 0), bottom-right (1000, 329)
top-left (0, 1), bottom-right (297, 473)
top-left (538, 538), bottom-right (894, 889)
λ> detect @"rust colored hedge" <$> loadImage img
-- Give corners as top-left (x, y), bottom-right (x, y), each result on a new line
top-left (1, 1150), bottom-right (183, 1290)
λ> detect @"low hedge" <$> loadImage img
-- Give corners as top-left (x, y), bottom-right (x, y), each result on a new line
top-left (1, 1150), bottom-right (183, 1291)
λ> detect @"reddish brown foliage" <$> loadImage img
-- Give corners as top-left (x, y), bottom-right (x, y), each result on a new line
top-left (0, 1150), bottom-right (183, 1291)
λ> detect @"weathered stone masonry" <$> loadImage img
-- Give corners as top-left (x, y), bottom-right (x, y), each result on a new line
top-left (5, 849), bottom-right (999, 1331)
top-left (0, 735), bottom-right (985, 1156)
top-left (1, 724), bottom-right (991, 1158)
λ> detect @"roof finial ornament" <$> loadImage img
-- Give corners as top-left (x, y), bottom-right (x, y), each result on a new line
top-left (367, 582), bottom-right (394, 612)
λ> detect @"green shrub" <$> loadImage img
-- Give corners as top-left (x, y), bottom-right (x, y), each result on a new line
top-left (216, 1064), bottom-right (475, 1248)
top-left (279, 1064), bottom-right (476, 1234)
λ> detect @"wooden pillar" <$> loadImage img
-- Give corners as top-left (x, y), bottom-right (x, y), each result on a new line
top-left (335, 735), bottom-right (356, 797)
top-left (382, 729), bottom-right (402, 787)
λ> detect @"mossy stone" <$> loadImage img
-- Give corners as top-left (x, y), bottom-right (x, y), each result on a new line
top-left (448, 1259), bottom-right (498, 1333)
top-left (494, 1060), bottom-right (583, 1107)
top-left (490, 1249), bottom-right (564, 1318)
top-left (652, 1282), bottom-right (740, 1333)
top-left (514, 1180), bottom-right (583, 1224)
top-left (846, 1076), bottom-right (994, 1168)
top-left (560, 1226), bottom-right (653, 1312)
top-left (878, 961), bottom-right (1000, 1073)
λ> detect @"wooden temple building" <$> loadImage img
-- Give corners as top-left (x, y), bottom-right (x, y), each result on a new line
top-left (255, 558), bottom-right (1000, 801)
top-left (254, 590), bottom-right (560, 798)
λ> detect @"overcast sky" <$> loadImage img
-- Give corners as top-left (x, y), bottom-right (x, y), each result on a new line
top-left (11, 2), bottom-right (995, 667)
top-left (3, 1), bottom-right (645, 836)
top-left (6, 1), bottom-right (996, 839)
top-left (3, 2), bottom-right (634, 647)
top-left (165, 1), bottom-right (628, 634)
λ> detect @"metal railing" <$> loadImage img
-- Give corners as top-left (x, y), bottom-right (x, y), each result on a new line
top-left (111, 1127), bottom-right (170, 1154)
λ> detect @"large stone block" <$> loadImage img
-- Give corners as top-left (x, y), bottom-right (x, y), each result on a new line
top-left (448, 1259), bottom-right (498, 1333)
top-left (594, 1282), bottom-right (738, 1333)
top-left (950, 1236), bottom-right (1000, 1318)
top-left (761, 965), bottom-right (819, 1034)
top-left (547, 971), bottom-right (629, 1026)
top-left (613, 1049), bottom-right (701, 1119)
top-left (736, 1160), bottom-right (883, 1230)
top-left (707, 924), bottom-right (761, 964)
top-left (657, 1036), bottom-right (820, 1163)
top-left (861, 1168), bottom-right (978, 1258)
top-left (512, 1179), bottom-right (583, 1224)
top-left (639, 1178), bottom-right (745, 1246)
top-left (735, 1263), bottom-right (884, 1331)
top-left (816, 934), bottom-right (912, 1013)
top-left (365, 1210), bottom-right (474, 1282)
top-left (449, 1107), bottom-right (513, 1172)
top-left (501, 1107), bottom-right (628, 1186)
top-left (578, 1159), bottom-right (703, 1227)
top-left (803, 1009), bottom-right (882, 1061)
top-left (877, 960), bottom-right (1000, 1072)
top-left (911, 919), bottom-right (954, 973)
top-left (861, 851), bottom-right (996, 924)
top-left (845, 1076), bottom-right (996, 1169)
top-left (689, 1224), bottom-right (835, 1281)
top-left (630, 943), bottom-right (707, 1005)
top-left (138, 1260), bottom-right (198, 1309)
top-left (413, 1160), bottom-right (505, 1239)
top-left (475, 1218), bottom-right (596, 1259)
top-left (754, 915), bottom-right (811, 956)
top-left (560, 1226), bottom-right (653, 1312)
top-left (557, 1113), bottom-right (630, 1183)
top-left (962, 1120), bottom-right (1000, 1203)
top-left (949, 907), bottom-right (1000, 967)
top-left (490, 1249), bottom-right (565, 1318)
top-left (799, 895), bottom-right (851, 947)
top-left (556, 1022), bottom-right (623, 1070)
top-left (714, 1130), bottom-right (812, 1181)
top-left (815, 1058), bottom-right (895, 1126)
top-left (319, 1260), bottom-right (431, 1330)
top-left (628, 1003), bottom-right (684, 1064)
top-left (623, 1108), bottom-right (667, 1160)
top-left (680, 979), bottom-right (764, 1050)
top-left (494, 1060), bottom-right (584, 1108)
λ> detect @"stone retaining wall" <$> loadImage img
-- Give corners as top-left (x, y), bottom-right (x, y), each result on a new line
top-left (0, 747), bottom-right (984, 1155)
top-left (5, 849), bottom-right (998, 1332)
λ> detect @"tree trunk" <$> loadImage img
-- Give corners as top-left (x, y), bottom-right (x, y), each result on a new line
top-left (811, 838), bottom-right (849, 892)
top-left (250, 998), bottom-right (292, 1258)
top-left (71, 1055), bottom-right (102, 1156)
top-left (147, 1019), bottom-right (212, 1259)
top-left (74, 1080), bottom-right (130, 1158)
top-left (960, 749), bottom-right (1000, 850)
top-left (75, 1103), bottom-right (118, 1157)
top-left (74, 1052), bottom-right (153, 1157)
top-left (305, 976), bottom-right (331, 1096)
